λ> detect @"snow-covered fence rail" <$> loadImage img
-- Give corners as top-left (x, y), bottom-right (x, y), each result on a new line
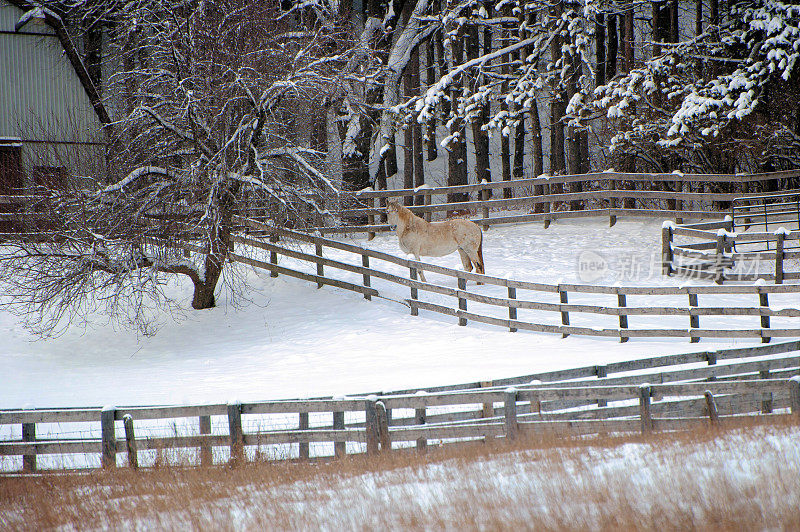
top-left (322, 170), bottom-right (800, 234)
top-left (2, 377), bottom-right (799, 473)
top-left (234, 217), bottom-right (800, 343)
top-left (663, 216), bottom-right (800, 284)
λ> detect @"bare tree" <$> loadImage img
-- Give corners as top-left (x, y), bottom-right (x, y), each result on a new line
top-left (0, 0), bottom-right (361, 335)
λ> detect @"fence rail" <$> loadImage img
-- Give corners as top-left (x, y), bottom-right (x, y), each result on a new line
top-left (2, 360), bottom-right (799, 473)
top-left (663, 205), bottom-right (800, 284)
top-left (232, 216), bottom-right (800, 343)
top-left (312, 170), bottom-right (800, 234)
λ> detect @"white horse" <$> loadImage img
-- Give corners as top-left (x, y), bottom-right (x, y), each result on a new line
top-left (386, 201), bottom-right (484, 283)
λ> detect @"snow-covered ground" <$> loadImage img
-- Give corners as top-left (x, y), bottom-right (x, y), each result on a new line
top-left (178, 425), bottom-right (800, 530)
top-left (3, 424), bottom-right (798, 530)
top-left (2, 216), bottom-right (797, 410)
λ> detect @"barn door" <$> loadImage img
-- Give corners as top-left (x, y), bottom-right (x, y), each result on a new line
top-left (0, 144), bottom-right (24, 233)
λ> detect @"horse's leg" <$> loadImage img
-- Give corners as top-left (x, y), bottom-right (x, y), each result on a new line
top-left (458, 249), bottom-right (473, 272)
top-left (413, 254), bottom-right (428, 283)
top-left (463, 245), bottom-right (484, 285)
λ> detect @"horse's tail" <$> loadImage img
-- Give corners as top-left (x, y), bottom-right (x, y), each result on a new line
top-left (476, 230), bottom-right (485, 275)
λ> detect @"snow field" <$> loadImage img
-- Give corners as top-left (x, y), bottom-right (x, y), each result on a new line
top-left (1, 216), bottom-right (798, 471)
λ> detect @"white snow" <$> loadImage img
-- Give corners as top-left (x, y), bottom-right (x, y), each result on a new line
top-left (0, 217), bottom-right (797, 410)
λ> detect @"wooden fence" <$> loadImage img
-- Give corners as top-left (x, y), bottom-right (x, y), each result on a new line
top-left (3, 171), bottom-right (800, 238)
top-left (732, 191), bottom-right (800, 238)
top-left (2, 340), bottom-right (799, 473)
top-left (229, 216), bottom-right (800, 343)
top-left (663, 215), bottom-right (800, 284)
top-left (315, 170), bottom-right (800, 234)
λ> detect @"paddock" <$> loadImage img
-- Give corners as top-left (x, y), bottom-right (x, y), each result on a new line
top-left (2, 171), bottom-right (799, 473)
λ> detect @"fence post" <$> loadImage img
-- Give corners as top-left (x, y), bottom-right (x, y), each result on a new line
top-left (528, 389), bottom-right (542, 415)
top-left (367, 196), bottom-right (376, 241)
top-left (481, 183), bottom-right (490, 227)
top-left (596, 366), bottom-right (608, 407)
top-left (101, 406), bottom-right (117, 469)
top-left (480, 380), bottom-right (494, 419)
top-left (609, 180), bottom-right (617, 227)
top-left (458, 276), bottom-right (467, 326)
top-left (376, 401), bottom-right (391, 452)
top-left (362, 254), bottom-right (371, 300)
top-left (299, 412), bottom-right (309, 460)
top-left (775, 231), bottom-right (785, 284)
top-left (559, 287), bottom-right (570, 338)
top-left (759, 290), bottom-right (771, 344)
top-left (424, 191), bottom-right (432, 222)
top-left (638, 385), bottom-right (653, 435)
top-left (227, 401), bottom-right (244, 465)
top-left (704, 391), bottom-right (720, 427)
top-left (760, 369), bottom-right (774, 414)
top-left (714, 231), bottom-right (726, 284)
top-left (364, 399), bottom-right (380, 455)
top-left (122, 414), bottom-right (138, 469)
top-left (22, 423), bottom-right (35, 473)
top-left (661, 223), bottom-right (673, 276)
top-left (410, 267), bottom-right (419, 316)
top-left (688, 293), bottom-right (700, 343)
top-left (315, 243), bottom-right (324, 288)
top-left (333, 410), bottom-right (346, 458)
top-left (790, 377), bottom-right (800, 420)
top-left (508, 286), bottom-right (518, 332)
top-left (199, 415), bottom-right (212, 466)
top-left (415, 407), bottom-right (427, 451)
top-left (504, 389), bottom-right (519, 440)
top-left (269, 234), bottom-right (279, 278)
top-left (617, 292), bottom-right (629, 343)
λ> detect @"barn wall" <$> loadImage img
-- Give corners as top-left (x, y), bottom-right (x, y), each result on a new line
top-left (0, 0), bottom-right (105, 184)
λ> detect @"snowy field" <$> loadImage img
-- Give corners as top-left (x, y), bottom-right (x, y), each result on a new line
top-left (2, 216), bottom-right (798, 411)
top-left (3, 423), bottom-right (799, 530)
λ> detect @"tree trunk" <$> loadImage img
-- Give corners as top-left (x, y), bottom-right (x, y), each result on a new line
top-left (191, 276), bottom-right (217, 309)
top-left (709, 0), bottom-right (719, 79)
top-left (696, 0), bottom-right (703, 36)
top-left (338, 116), bottom-right (372, 192)
top-left (311, 105), bottom-right (328, 152)
top-left (670, 0), bottom-right (679, 43)
top-left (607, 13), bottom-right (617, 80)
top-left (623, 7), bottom-right (636, 206)
top-left (404, 130), bottom-right (414, 203)
top-left (425, 33), bottom-right (439, 162)
top-left (549, 0), bottom-right (567, 205)
top-left (468, 24), bottom-right (491, 189)
top-left (192, 183), bottom-right (237, 309)
top-left (83, 23), bottom-right (103, 90)
top-left (566, 5), bottom-right (583, 210)
top-left (403, 64), bottom-right (414, 204)
top-left (401, 0), bottom-right (415, 204)
top-left (531, 98), bottom-right (545, 213)
top-left (624, 8), bottom-right (634, 72)
top-left (383, 140), bottom-right (398, 185)
top-left (500, 5), bottom-right (513, 197)
top-left (510, 7), bottom-right (528, 199)
top-left (596, 13), bottom-right (606, 87)
top-left (446, 2), bottom-right (468, 206)
top-left (410, 45), bottom-right (425, 204)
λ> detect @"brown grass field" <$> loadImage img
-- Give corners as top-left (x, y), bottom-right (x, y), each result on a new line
top-left (1, 418), bottom-right (799, 531)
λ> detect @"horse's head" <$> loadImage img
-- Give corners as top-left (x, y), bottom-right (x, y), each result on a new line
top-left (386, 201), bottom-right (401, 229)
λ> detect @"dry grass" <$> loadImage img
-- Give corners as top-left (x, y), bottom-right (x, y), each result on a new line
top-left (2, 418), bottom-right (799, 531)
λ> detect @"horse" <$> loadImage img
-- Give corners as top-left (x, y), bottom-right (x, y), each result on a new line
top-left (386, 201), bottom-right (484, 283)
